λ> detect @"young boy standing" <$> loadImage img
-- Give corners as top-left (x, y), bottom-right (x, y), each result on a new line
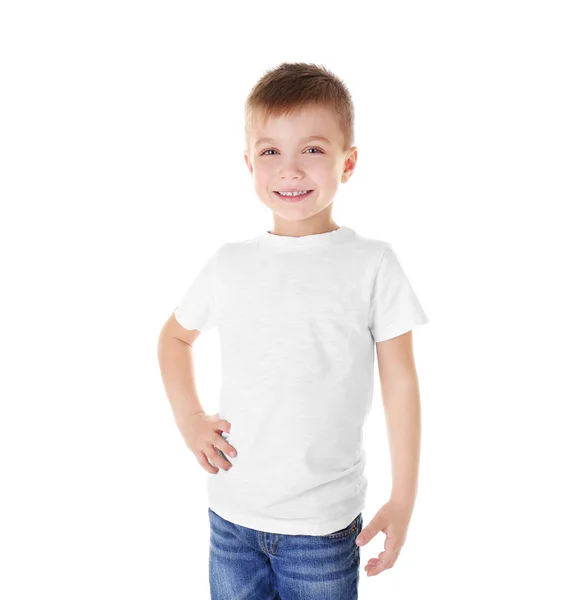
top-left (158, 62), bottom-right (429, 599)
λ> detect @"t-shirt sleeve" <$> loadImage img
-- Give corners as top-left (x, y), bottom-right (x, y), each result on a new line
top-left (173, 248), bottom-right (220, 333)
top-left (368, 244), bottom-right (429, 343)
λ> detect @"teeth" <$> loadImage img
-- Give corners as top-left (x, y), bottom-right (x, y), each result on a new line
top-left (278, 190), bottom-right (309, 196)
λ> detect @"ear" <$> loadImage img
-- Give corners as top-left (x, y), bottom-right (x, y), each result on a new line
top-left (341, 146), bottom-right (358, 183)
top-left (243, 151), bottom-right (253, 175)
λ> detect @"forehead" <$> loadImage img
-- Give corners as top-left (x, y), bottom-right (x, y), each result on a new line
top-left (250, 105), bottom-right (342, 145)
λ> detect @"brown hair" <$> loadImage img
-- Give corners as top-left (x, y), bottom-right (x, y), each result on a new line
top-left (244, 62), bottom-right (355, 153)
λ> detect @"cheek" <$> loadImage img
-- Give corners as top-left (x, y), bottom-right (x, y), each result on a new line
top-left (310, 162), bottom-right (337, 183)
top-left (251, 162), bottom-right (270, 182)
top-left (251, 158), bottom-right (336, 185)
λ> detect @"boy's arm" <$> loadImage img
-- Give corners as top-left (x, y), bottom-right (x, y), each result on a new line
top-left (157, 314), bottom-right (207, 434)
top-left (375, 329), bottom-right (422, 512)
top-left (355, 330), bottom-right (422, 576)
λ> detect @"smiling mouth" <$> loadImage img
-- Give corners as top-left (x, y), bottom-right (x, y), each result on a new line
top-left (273, 190), bottom-right (314, 201)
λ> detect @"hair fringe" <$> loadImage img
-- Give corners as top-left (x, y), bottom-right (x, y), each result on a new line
top-left (244, 62), bottom-right (355, 152)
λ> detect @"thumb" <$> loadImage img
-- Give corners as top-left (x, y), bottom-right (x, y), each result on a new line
top-left (356, 521), bottom-right (377, 546)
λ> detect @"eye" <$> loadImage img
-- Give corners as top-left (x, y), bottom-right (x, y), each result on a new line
top-left (259, 147), bottom-right (324, 156)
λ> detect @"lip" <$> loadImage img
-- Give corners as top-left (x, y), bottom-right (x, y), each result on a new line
top-left (273, 190), bottom-right (314, 202)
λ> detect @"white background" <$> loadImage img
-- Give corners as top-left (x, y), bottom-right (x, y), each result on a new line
top-left (1, 1), bottom-right (586, 598)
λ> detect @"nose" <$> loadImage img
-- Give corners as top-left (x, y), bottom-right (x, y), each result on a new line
top-left (279, 158), bottom-right (304, 180)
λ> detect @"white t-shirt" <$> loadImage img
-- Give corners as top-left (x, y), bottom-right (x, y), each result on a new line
top-left (174, 225), bottom-right (429, 535)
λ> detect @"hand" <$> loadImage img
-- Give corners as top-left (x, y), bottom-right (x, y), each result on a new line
top-left (355, 499), bottom-right (412, 577)
top-left (178, 412), bottom-right (237, 474)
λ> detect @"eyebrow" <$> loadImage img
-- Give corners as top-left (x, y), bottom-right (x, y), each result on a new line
top-left (254, 135), bottom-right (332, 147)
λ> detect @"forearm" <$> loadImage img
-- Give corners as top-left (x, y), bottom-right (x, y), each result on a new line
top-left (382, 376), bottom-right (422, 510)
top-left (157, 333), bottom-right (206, 433)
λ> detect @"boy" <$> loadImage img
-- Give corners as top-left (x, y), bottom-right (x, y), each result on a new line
top-left (157, 62), bottom-right (429, 599)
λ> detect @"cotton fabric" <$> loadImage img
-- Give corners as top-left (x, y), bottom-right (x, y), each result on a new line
top-left (174, 225), bottom-right (428, 535)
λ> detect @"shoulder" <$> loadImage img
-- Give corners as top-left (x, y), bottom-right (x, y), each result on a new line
top-left (213, 236), bottom-right (259, 274)
top-left (347, 228), bottom-right (393, 265)
top-left (216, 236), bottom-right (257, 257)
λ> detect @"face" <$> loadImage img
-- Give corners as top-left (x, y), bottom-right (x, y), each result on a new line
top-left (244, 105), bottom-right (358, 226)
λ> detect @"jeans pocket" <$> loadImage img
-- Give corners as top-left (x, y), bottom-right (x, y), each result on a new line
top-left (324, 513), bottom-right (362, 540)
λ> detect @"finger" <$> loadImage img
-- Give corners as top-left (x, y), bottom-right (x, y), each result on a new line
top-left (365, 548), bottom-right (399, 576)
top-left (365, 551), bottom-right (385, 568)
top-left (195, 450), bottom-right (219, 474)
top-left (356, 522), bottom-right (380, 546)
top-left (365, 549), bottom-right (393, 569)
top-left (216, 418), bottom-right (232, 433)
top-left (214, 433), bottom-right (238, 458)
top-left (205, 445), bottom-right (233, 471)
top-left (365, 551), bottom-right (385, 563)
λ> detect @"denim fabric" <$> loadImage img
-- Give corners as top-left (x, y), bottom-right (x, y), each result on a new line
top-left (208, 508), bottom-right (363, 599)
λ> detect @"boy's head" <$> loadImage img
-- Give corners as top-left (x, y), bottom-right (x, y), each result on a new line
top-left (243, 62), bottom-right (358, 226)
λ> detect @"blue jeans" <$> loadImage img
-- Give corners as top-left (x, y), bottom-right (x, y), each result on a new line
top-left (208, 508), bottom-right (363, 599)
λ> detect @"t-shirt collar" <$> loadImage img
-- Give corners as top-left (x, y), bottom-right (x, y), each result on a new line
top-left (257, 225), bottom-right (353, 248)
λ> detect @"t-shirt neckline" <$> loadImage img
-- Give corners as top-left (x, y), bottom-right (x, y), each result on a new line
top-left (257, 225), bottom-right (354, 248)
